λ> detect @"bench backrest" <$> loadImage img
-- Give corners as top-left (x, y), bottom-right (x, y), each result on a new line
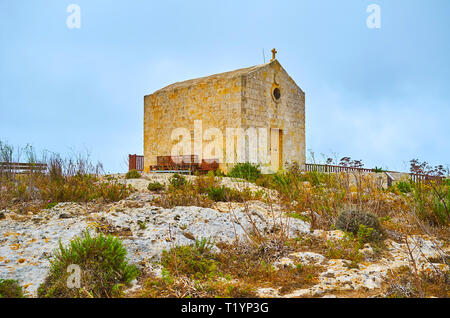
top-left (157, 155), bottom-right (199, 165)
top-left (0, 162), bottom-right (47, 174)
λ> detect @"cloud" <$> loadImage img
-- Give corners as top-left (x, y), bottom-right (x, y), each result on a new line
top-left (307, 88), bottom-right (450, 171)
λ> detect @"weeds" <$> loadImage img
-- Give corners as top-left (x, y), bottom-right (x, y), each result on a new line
top-left (335, 209), bottom-right (384, 242)
top-left (386, 266), bottom-right (449, 298)
top-left (38, 230), bottom-right (139, 298)
top-left (0, 141), bottom-right (132, 211)
top-left (396, 180), bottom-right (412, 194)
top-left (161, 238), bottom-right (217, 280)
top-left (147, 181), bottom-right (164, 192)
top-left (138, 235), bottom-right (320, 298)
top-left (0, 279), bottom-right (25, 298)
top-left (152, 174), bottom-right (262, 208)
top-left (169, 173), bottom-right (188, 190)
top-left (125, 169), bottom-right (141, 179)
top-left (228, 163), bottom-right (262, 183)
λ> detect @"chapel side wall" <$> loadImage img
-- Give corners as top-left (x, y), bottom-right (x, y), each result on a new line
top-left (143, 77), bottom-right (243, 172)
top-left (242, 62), bottom-right (305, 171)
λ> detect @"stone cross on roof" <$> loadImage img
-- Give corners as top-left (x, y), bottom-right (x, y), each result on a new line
top-left (271, 48), bottom-right (277, 61)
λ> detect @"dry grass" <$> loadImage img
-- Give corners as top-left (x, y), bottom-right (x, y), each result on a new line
top-left (385, 266), bottom-right (449, 298)
top-left (151, 174), bottom-right (263, 209)
top-left (134, 232), bottom-right (322, 298)
top-left (0, 142), bottom-right (133, 213)
top-left (259, 162), bottom-right (449, 241)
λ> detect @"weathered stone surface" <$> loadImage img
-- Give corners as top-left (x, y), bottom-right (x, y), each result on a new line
top-left (289, 252), bottom-right (327, 265)
top-left (1, 174), bottom-right (448, 298)
top-left (257, 234), bottom-right (450, 298)
top-left (0, 201), bottom-right (310, 297)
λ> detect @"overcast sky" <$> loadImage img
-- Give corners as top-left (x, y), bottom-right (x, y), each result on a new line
top-left (1, 0), bottom-right (449, 173)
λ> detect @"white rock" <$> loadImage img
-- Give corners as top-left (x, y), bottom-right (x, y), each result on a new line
top-left (289, 252), bottom-right (326, 265)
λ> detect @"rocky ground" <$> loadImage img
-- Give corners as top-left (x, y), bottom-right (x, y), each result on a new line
top-left (1, 173), bottom-right (448, 297)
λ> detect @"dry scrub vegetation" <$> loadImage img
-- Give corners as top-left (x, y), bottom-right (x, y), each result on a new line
top-left (0, 141), bottom-right (133, 214)
top-left (1, 140), bottom-right (449, 298)
top-left (139, 160), bottom-right (449, 298)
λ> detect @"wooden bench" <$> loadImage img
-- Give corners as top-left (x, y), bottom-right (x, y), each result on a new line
top-left (149, 155), bottom-right (219, 174)
top-left (0, 162), bottom-right (47, 175)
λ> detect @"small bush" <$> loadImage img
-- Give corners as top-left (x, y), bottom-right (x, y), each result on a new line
top-left (161, 238), bottom-right (218, 279)
top-left (0, 279), bottom-right (25, 298)
top-left (38, 230), bottom-right (139, 298)
top-left (153, 188), bottom-right (214, 208)
top-left (325, 235), bottom-right (363, 267)
top-left (39, 177), bottom-right (132, 204)
top-left (205, 185), bottom-right (227, 202)
top-left (335, 209), bottom-right (384, 242)
top-left (169, 173), bottom-right (187, 190)
top-left (255, 175), bottom-right (273, 188)
top-left (147, 181), bottom-right (164, 192)
top-left (125, 169), bottom-right (141, 179)
top-left (373, 167), bottom-right (384, 173)
top-left (194, 175), bottom-right (218, 193)
top-left (205, 185), bottom-right (253, 202)
top-left (228, 163), bottom-right (261, 183)
top-left (412, 181), bottom-right (449, 226)
top-left (45, 202), bottom-right (58, 209)
top-left (397, 180), bottom-right (412, 194)
top-left (214, 169), bottom-right (225, 177)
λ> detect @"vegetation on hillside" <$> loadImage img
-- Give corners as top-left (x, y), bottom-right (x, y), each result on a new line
top-left (1, 140), bottom-right (448, 298)
top-left (151, 173), bottom-right (263, 208)
top-left (38, 230), bottom-right (139, 298)
top-left (0, 279), bottom-right (25, 298)
top-left (0, 141), bottom-right (132, 212)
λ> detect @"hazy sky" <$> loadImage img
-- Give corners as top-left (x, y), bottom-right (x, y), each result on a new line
top-left (1, 0), bottom-right (449, 173)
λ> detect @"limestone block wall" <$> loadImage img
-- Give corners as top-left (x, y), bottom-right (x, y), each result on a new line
top-left (143, 60), bottom-right (305, 173)
top-left (144, 75), bottom-right (242, 172)
top-left (242, 61), bottom-right (305, 172)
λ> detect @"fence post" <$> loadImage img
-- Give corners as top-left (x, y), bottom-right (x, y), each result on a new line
top-left (129, 154), bottom-right (136, 171)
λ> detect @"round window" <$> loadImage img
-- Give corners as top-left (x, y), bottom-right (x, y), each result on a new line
top-left (273, 87), bottom-right (281, 101)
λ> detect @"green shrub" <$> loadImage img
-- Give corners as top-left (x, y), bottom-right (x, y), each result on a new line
top-left (409, 179), bottom-right (449, 226)
top-left (255, 175), bottom-right (273, 188)
top-left (40, 177), bottom-right (132, 204)
top-left (45, 202), bottom-right (58, 209)
top-left (147, 181), bottom-right (164, 192)
top-left (153, 188), bottom-right (213, 208)
top-left (194, 175), bottom-right (218, 193)
top-left (335, 209), bottom-right (384, 242)
top-left (228, 163), bottom-right (261, 183)
top-left (0, 279), bottom-right (25, 298)
top-left (373, 167), bottom-right (384, 173)
top-left (271, 172), bottom-right (293, 192)
top-left (161, 238), bottom-right (217, 279)
top-left (205, 185), bottom-right (253, 202)
top-left (428, 190), bottom-right (450, 226)
top-left (214, 169), bottom-right (225, 177)
top-left (397, 180), bottom-right (412, 194)
top-left (169, 173), bottom-right (187, 189)
top-left (38, 230), bottom-right (139, 298)
top-left (125, 169), bottom-right (141, 179)
top-left (206, 185), bottom-right (227, 202)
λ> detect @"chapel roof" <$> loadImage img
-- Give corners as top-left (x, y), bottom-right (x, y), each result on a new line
top-left (151, 60), bottom-right (277, 94)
